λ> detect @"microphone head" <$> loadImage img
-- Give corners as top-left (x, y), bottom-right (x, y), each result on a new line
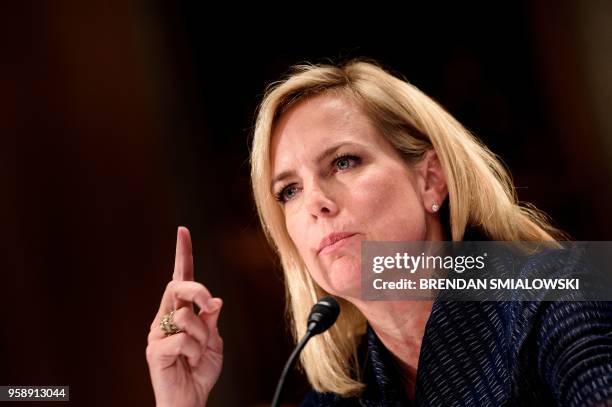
top-left (307, 296), bottom-right (340, 335)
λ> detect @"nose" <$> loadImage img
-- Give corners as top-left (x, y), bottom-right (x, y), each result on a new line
top-left (304, 179), bottom-right (339, 219)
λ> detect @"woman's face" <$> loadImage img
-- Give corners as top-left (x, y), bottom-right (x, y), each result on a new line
top-left (270, 93), bottom-right (445, 299)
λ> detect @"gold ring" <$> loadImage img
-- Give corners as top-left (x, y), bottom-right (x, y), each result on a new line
top-left (160, 310), bottom-right (183, 336)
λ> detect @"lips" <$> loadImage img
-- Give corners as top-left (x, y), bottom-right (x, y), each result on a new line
top-left (317, 232), bottom-right (357, 255)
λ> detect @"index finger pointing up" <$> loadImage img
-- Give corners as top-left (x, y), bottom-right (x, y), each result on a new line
top-left (173, 226), bottom-right (194, 282)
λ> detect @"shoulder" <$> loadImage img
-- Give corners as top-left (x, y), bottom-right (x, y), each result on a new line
top-left (495, 244), bottom-right (612, 343)
top-left (499, 246), bottom-right (612, 405)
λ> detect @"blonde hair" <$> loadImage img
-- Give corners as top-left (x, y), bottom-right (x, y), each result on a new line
top-left (249, 59), bottom-right (567, 396)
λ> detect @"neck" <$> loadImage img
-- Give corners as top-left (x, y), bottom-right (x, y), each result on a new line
top-left (350, 299), bottom-right (433, 399)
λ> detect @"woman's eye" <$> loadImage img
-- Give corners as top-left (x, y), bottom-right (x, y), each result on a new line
top-left (275, 155), bottom-right (360, 204)
top-left (284, 186), bottom-right (297, 200)
top-left (334, 155), bottom-right (360, 171)
top-left (277, 184), bottom-right (299, 203)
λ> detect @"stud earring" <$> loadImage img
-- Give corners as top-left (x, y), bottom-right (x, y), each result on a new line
top-left (431, 202), bottom-right (439, 212)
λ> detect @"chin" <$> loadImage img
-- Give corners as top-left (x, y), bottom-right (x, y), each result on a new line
top-left (323, 256), bottom-right (362, 298)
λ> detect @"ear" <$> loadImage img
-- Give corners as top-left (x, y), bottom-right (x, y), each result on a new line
top-left (415, 149), bottom-right (448, 214)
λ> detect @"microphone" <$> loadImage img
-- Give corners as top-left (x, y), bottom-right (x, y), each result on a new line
top-left (271, 296), bottom-right (340, 407)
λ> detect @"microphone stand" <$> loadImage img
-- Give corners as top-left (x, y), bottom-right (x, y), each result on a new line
top-left (270, 297), bottom-right (339, 407)
top-left (270, 325), bottom-right (315, 407)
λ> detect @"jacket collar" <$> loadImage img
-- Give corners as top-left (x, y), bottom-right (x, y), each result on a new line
top-left (358, 324), bottom-right (412, 406)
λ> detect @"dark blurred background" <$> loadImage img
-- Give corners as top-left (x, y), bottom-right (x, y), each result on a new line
top-left (2, 1), bottom-right (611, 406)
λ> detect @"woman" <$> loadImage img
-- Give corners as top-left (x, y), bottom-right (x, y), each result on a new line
top-left (146, 60), bottom-right (612, 406)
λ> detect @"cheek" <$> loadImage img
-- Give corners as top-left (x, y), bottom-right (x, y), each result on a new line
top-left (285, 212), bottom-right (312, 261)
top-left (285, 216), bottom-right (301, 247)
top-left (351, 170), bottom-right (425, 240)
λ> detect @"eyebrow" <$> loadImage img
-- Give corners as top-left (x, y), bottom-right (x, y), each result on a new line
top-left (270, 141), bottom-right (361, 192)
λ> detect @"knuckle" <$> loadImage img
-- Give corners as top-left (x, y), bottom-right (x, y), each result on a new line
top-left (172, 333), bottom-right (190, 353)
top-left (186, 280), bottom-right (205, 291)
top-left (200, 282), bottom-right (212, 293)
top-left (173, 307), bottom-right (191, 326)
top-left (195, 288), bottom-right (211, 302)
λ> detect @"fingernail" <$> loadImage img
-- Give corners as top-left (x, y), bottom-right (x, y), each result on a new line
top-left (206, 298), bottom-right (220, 311)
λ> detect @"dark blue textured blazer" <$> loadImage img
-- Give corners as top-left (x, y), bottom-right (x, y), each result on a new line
top-left (300, 246), bottom-right (612, 406)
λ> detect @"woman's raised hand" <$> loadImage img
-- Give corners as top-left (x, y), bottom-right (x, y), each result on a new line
top-left (146, 227), bottom-right (223, 407)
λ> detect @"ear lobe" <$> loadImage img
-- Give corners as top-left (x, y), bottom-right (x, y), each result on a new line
top-left (421, 150), bottom-right (448, 211)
